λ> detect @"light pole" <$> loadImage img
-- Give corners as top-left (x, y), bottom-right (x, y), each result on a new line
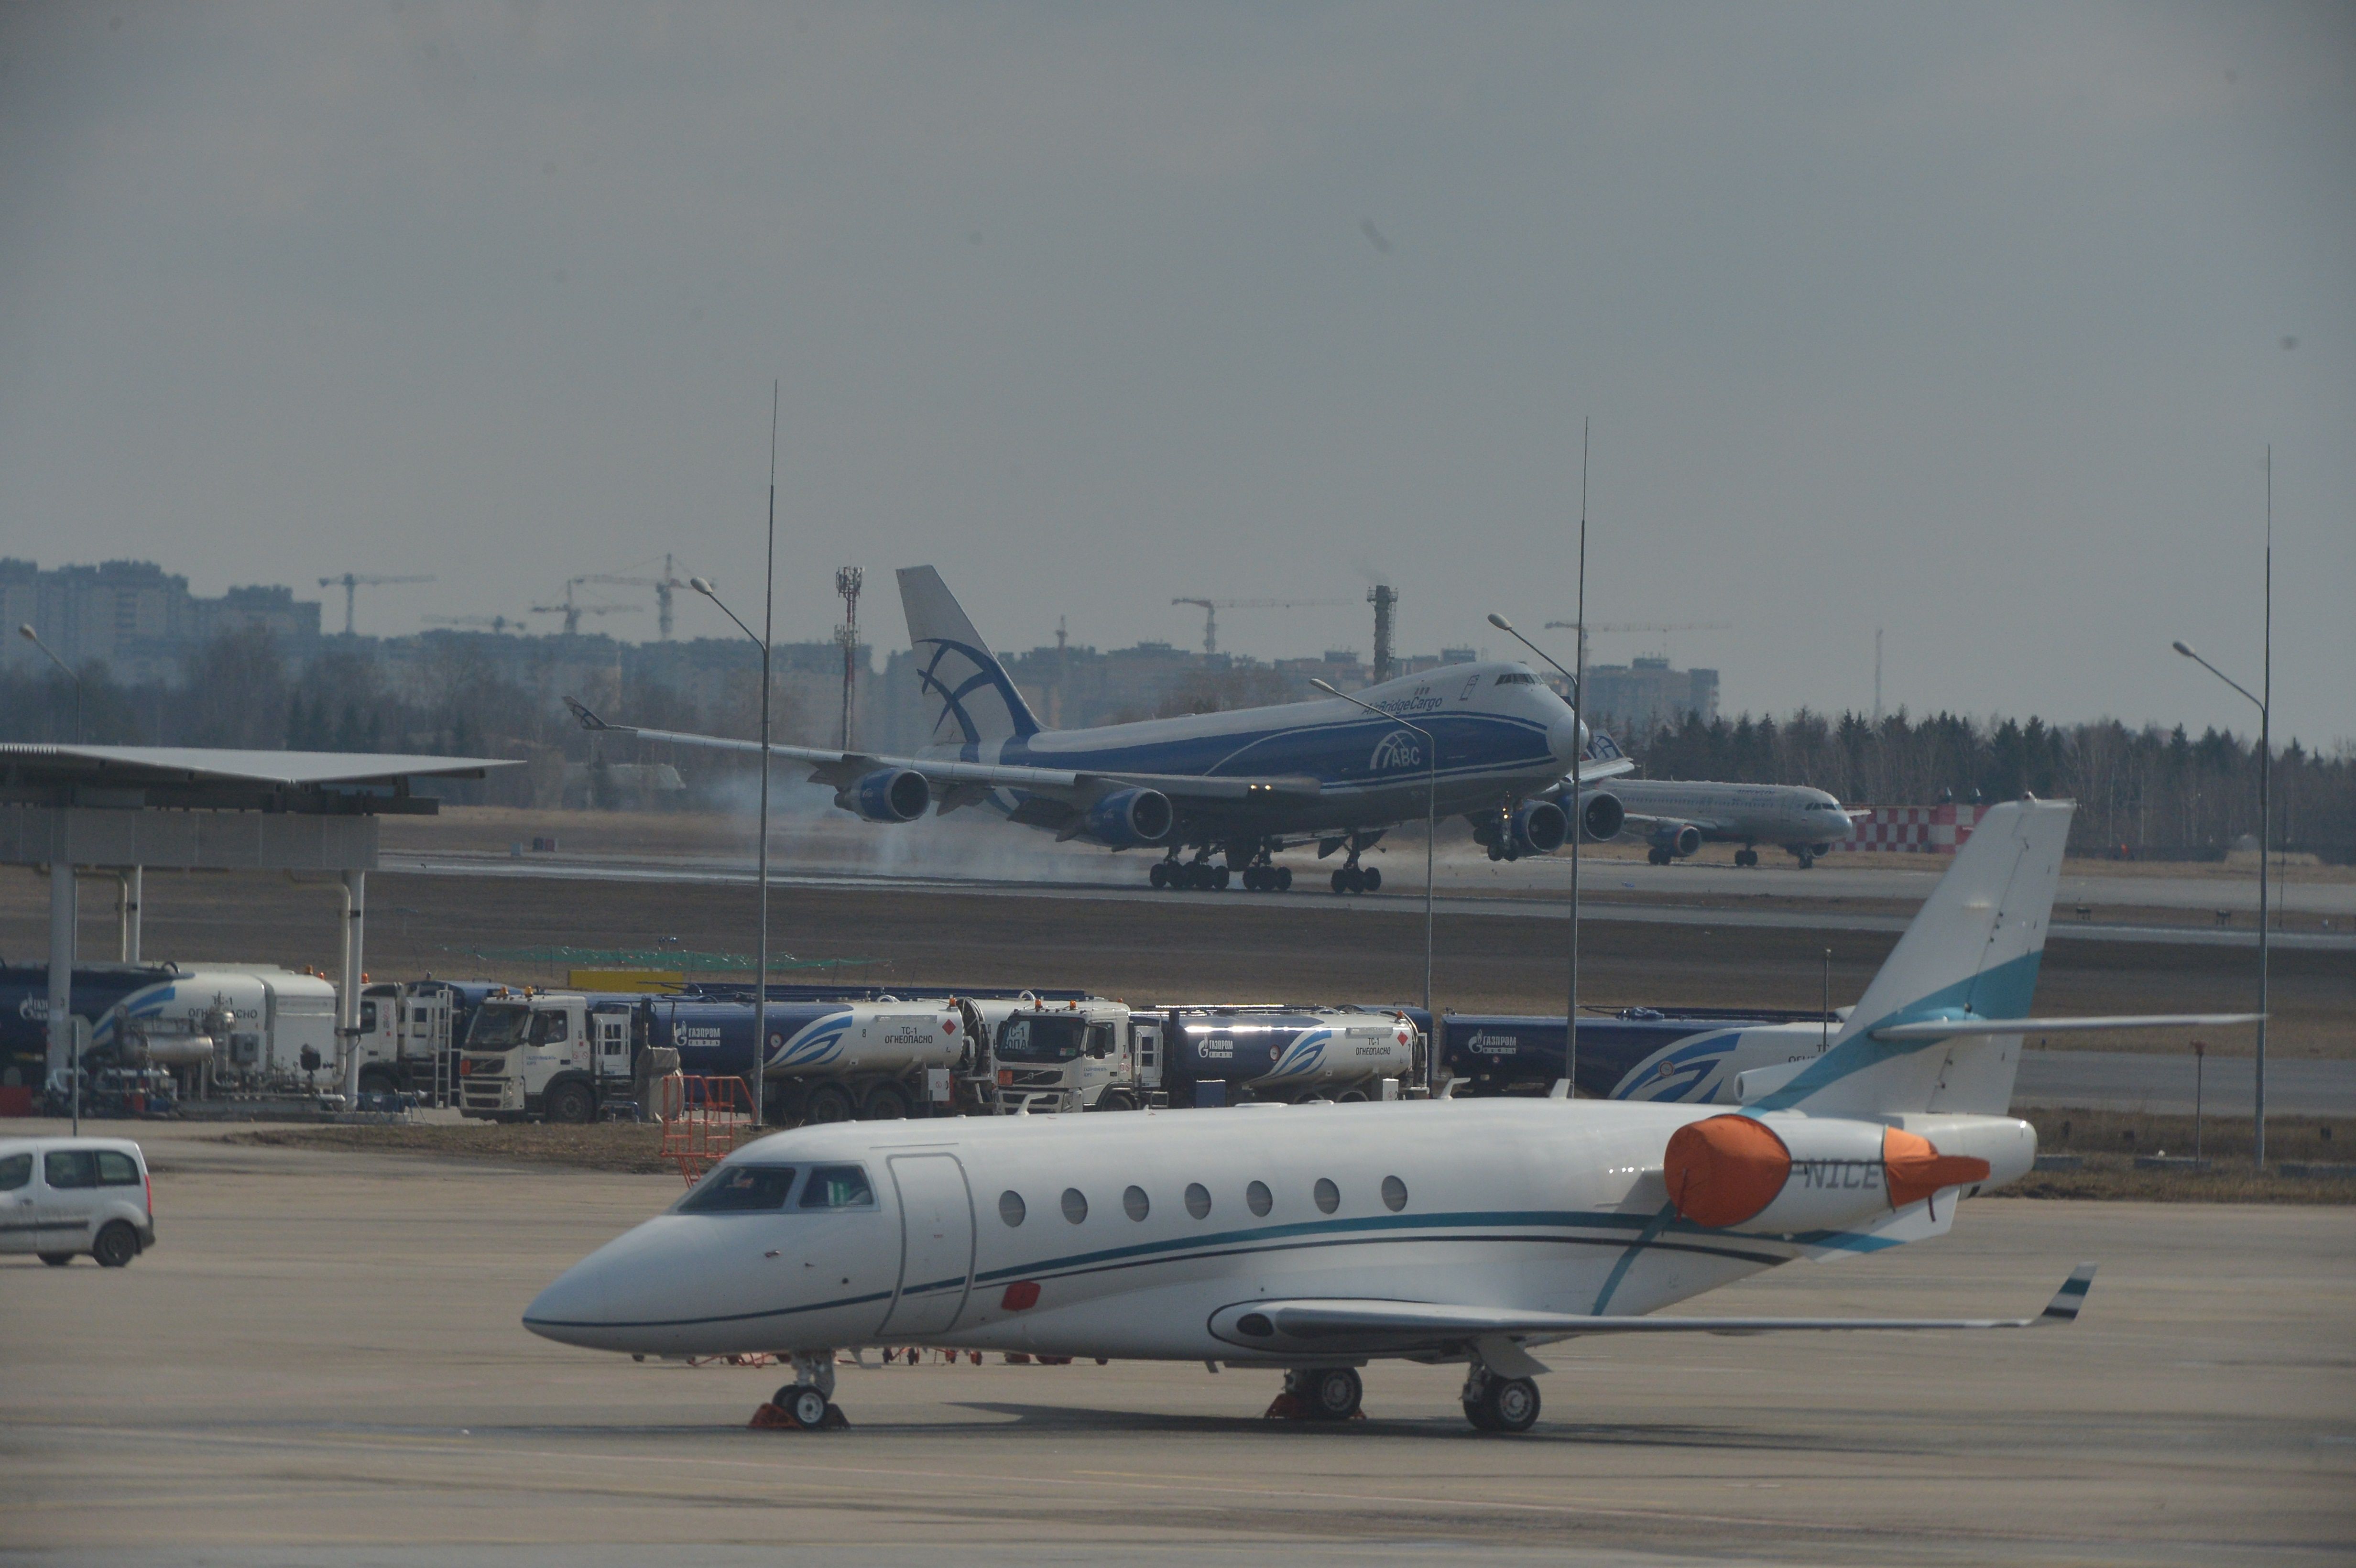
top-left (2171, 632), bottom-right (2269, 1169)
top-left (1310, 678), bottom-right (1436, 1024)
top-left (1486, 613), bottom-right (1589, 1095)
top-left (19, 625), bottom-right (83, 743)
top-left (690, 383), bottom-right (779, 1129)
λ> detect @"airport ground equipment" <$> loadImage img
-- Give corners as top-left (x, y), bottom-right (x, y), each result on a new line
top-left (1437, 1006), bottom-right (1842, 1103)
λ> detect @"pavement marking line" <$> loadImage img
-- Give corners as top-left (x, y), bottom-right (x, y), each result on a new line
top-left (8, 1424), bottom-right (2225, 1550)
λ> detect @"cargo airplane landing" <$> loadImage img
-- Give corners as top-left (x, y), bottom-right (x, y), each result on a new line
top-left (571, 566), bottom-right (1632, 893)
top-left (527, 803), bottom-right (2173, 1433)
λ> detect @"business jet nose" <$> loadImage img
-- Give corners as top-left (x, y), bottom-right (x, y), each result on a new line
top-left (524, 1252), bottom-right (626, 1350)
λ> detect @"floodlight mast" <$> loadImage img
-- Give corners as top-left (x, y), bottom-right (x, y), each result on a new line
top-left (1311, 678), bottom-right (1435, 1026)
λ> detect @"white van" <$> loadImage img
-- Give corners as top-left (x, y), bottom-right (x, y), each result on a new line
top-left (0, 1137), bottom-right (156, 1267)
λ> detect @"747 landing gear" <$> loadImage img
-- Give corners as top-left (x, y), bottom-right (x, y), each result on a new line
top-left (1238, 839), bottom-right (1294, 893)
top-left (1323, 835), bottom-right (1383, 895)
top-left (1150, 849), bottom-right (1231, 892)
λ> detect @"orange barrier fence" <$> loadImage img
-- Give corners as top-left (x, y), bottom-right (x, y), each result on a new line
top-left (658, 1074), bottom-right (759, 1185)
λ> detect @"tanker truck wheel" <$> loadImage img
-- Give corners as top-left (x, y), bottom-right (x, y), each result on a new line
top-left (803, 1083), bottom-right (856, 1124)
top-left (861, 1082), bottom-right (910, 1121)
top-left (545, 1081), bottom-right (595, 1124)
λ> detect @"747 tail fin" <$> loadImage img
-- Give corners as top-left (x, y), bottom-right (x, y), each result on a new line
top-left (898, 566), bottom-right (1043, 751)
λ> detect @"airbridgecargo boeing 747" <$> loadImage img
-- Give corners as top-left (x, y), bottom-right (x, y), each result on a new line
top-left (524, 801), bottom-right (2253, 1432)
top-left (570, 566), bottom-right (1635, 893)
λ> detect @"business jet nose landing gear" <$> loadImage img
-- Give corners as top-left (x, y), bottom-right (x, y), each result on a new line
top-left (750, 1350), bottom-right (848, 1431)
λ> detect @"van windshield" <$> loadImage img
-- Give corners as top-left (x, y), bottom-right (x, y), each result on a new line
top-left (467, 1003), bottom-right (533, 1051)
top-left (998, 1015), bottom-right (1087, 1063)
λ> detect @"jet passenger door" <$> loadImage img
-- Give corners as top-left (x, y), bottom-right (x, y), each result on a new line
top-left (879, 1154), bottom-right (975, 1338)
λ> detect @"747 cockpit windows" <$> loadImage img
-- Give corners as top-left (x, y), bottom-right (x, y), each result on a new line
top-left (676, 1163), bottom-right (876, 1215)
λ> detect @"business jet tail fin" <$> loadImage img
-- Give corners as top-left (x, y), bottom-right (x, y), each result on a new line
top-left (898, 566), bottom-right (1044, 748)
top-left (1746, 798), bottom-right (2074, 1117)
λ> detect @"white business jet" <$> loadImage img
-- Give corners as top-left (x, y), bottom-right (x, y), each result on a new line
top-left (526, 799), bottom-right (2248, 1432)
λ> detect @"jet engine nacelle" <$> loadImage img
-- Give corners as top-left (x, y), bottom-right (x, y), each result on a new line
top-left (1662, 1112), bottom-right (2024, 1235)
top-left (1506, 799), bottom-right (1569, 857)
top-left (1650, 821), bottom-right (1703, 858)
top-left (1083, 786), bottom-right (1174, 848)
top-left (837, 767), bottom-right (930, 823)
top-left (1578, 790), bottom-right (1625, 843)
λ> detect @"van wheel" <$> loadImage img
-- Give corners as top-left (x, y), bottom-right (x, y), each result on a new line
top-left (38, 1252), bottom-right (74, 1267)
top-left (546, 1081), bottom-right (595, 1124)
top-left (804, 1083), bottom-right (856, 1124)
top-left (93, 1222), bottom-right (139, 1269)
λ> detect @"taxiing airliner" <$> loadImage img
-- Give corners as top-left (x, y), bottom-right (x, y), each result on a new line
top-left (1588, 769), bottom-right (1867, 868)
top-left (524, 801), bottom-right (2249, 1432)
top-left (571, 566), bottom-right (1632, 893)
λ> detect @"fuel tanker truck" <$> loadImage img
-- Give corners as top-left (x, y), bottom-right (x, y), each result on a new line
top-left (455, 985), bottom-right (1091, 1125)
top-left (982, 999), bottom-right (1427, 1113)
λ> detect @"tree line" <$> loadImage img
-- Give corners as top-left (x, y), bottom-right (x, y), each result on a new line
top-left (1627, 708), bottom-right (2353, 859)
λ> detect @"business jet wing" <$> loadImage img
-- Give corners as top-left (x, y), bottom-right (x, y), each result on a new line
top-left (1210, 1266), bottom-right (2094, 1357)
top-left (565, 701), bottom-right (1322, 806)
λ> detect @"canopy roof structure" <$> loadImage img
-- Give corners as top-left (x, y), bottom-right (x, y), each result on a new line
top-left (0, 744), bottom-right (517, 814)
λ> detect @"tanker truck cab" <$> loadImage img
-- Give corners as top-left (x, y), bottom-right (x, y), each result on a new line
top-left (990, 1000), bottom-right (1160, 1114)
top-left (459, 992), bottom-right (636, 1124)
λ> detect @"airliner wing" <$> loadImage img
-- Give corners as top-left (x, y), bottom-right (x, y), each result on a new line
top-left (1614, 810), bottom-right (1724, 835)
top-left (565, 701), bottom-right (1321, 805)
top-left (1565, 758), bottom-right (1637, 786)
top-left (1209, 1266), bottom-right (2094, 1356)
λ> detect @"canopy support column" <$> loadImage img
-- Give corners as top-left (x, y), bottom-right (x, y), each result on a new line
top-left (338, 869), bottom-right (366, 1103)
top-left (47, 864), bottom-right (75, 1083)
top-left (117, 866), bottom-right (142, 962)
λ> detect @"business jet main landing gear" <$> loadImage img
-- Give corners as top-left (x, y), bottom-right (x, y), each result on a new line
top-left (751, 1350), bottom-right (849, 1431)
top-left (1265, 1365), bottom-right (1365, 1421)
top-left (1460, 1362), bottom-right (1541, 1433)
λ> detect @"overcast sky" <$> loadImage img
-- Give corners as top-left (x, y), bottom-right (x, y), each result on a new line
top-left (3, 3), bottom-right (2350, 742)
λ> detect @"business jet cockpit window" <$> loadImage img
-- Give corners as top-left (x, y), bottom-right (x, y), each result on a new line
top-left (678, 1164), bottom-right (796, 1213)
top-left (799, 1165), bottom-right (876, 1209)
top-left (997, 1015), bottom-right (1088, 1063)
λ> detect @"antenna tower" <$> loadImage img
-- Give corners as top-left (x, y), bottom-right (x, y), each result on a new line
top-left (834, 566), bottom-right (864, 750)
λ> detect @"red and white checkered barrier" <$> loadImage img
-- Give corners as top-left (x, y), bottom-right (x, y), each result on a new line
top-left (1838, 804), bottom-right (1985, 854)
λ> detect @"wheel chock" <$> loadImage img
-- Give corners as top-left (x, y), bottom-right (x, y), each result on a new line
top-left (1263, 1392), bottom-right (1312, 1421)
top-left (748, 1401), bottom-right (852, 1431)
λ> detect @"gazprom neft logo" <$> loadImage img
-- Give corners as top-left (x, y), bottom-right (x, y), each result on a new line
top-left (1462, 1031), bottom-right (1518, 1055)
top-left (1369, 730), bottom-right (1423, 771)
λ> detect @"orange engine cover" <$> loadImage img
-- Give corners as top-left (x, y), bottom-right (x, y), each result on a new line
top-left (1663, 1114), bottom-right (1793, 1229)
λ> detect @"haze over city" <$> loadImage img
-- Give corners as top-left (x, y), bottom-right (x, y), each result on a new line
top-left (2, 4), bottom-right (2349, 740)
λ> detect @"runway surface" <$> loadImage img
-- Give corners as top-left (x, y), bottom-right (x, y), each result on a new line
top-left (377, 849), bottom-right (2356, 953)
top-left (2, 1124), bottom-right (2348, 1566)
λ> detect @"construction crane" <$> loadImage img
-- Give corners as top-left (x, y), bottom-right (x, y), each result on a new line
top-left (530, 581), bottom-right (642, 637)
top-left (318, 573), bottom-right (434, 636)
top-left (574, 555), bottom-right (691, 638)
top-left (1543, 619), bottom-right (1730, 662)
top-left (424, 614), bottom-right (524, 634)
top-left (1171, 597), bottom-right (1352, 657)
